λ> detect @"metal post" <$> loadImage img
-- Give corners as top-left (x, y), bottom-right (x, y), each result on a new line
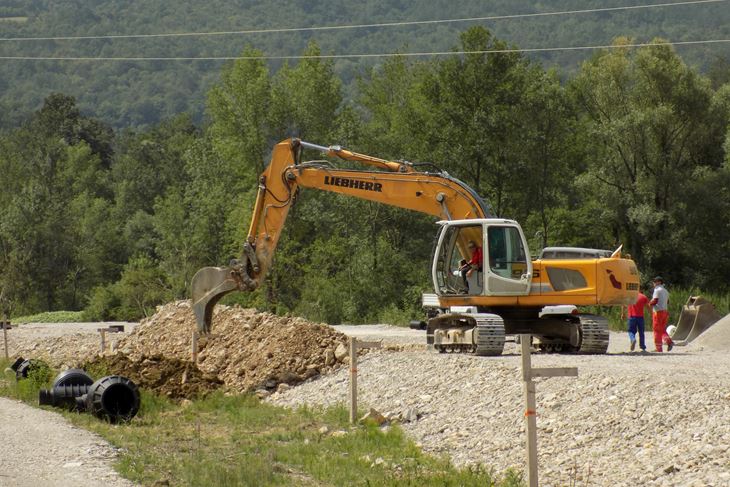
top-left (99, 328), bottom-right (106, 354)
top-left (521, 334), bottom-right (539, 487)
top-left (349, 337), bottom-right (357, 424)
top-left (192, 330), bottom-right (198, 364)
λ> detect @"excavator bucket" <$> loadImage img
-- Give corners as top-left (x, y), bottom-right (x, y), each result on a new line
top-left (191, 266), bottom-right (242, 334)
top-left (670, 296), bottom-right (722, 345)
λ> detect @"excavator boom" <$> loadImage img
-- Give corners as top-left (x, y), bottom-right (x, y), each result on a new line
top-left (191, 138), bottom-right (492, 332)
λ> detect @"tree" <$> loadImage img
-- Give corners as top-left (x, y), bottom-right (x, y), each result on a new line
top-left (207, 47), bottom-right (272, 178)
top-left (0, 94), bottom-right (116, 313)
top-left (572, 38), bottom-right (728, 283)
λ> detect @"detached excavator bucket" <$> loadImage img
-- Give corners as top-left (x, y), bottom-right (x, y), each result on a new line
top-left (670, 296), bottom-right (722, 345)
top-left (191, 266), bottom-right (241, 334)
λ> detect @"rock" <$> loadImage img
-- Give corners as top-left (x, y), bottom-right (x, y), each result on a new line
top-left (334, 343), bottom-right (348, 361)
top-left (331, 430), bottom-right (347, 438)
top-left (360, 408), bottom-right (387, 426)
top-left (403, 407), bottom-right (419, 423)
top-left (318, 426), bottom-right (330, 435)
top-left (255, 389), bottom-right (271, 399)
top-left (277, 383), bottom-right (291, 393)
top-left (325, 350), bottom-right (336, 366)
top-left (303, 368), bottom-right (319, 379)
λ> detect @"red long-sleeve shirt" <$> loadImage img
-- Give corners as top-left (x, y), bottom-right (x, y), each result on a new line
top-left (469, 247), bottom-right (483, 268)
top-left (628, 293), bottom-right (649, 318)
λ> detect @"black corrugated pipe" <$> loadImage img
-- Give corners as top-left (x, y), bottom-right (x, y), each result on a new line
top-left (84, 375), bottom-right (140, 423)
top-left (38, 369), bottom-right (96, 410)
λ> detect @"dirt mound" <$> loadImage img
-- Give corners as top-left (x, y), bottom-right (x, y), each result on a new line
top-left (688, 313), bottom-right (730, 351)
top-left (81, 353), bottom-right (222, 400)
top-left (118, 301), bottom-right (350, 393)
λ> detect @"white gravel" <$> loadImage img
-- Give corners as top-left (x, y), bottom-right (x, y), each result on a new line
top-left (270, 327), bottom-right (730, 487)
top-left (0, 396), bottom-right (136, 487)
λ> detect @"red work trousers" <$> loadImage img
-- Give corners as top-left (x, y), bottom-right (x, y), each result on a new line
top-left (652, 310), bottom-right (672, 352)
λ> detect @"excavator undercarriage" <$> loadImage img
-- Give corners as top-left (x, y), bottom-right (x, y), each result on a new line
top-left (425, 308), bottom-right (609, 356)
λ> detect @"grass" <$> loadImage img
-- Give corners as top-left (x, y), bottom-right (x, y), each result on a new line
top-left (0, 358), bottom-right (524, 487)
top-left (11, 310), bottom-right (87, 324)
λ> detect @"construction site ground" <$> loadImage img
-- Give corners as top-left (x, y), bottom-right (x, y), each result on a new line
top-left (3, 308), bottom-right (730, 487)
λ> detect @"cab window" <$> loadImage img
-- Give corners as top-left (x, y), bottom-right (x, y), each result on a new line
top-left (487, 226), bottom-right (527, 280)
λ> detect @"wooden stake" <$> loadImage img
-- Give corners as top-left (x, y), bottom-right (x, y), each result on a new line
top-left (192, 330), bottom-right (199, 364)
top-left (99, 328), bottom-right (106, 354)
top-left (520, 334), bottom-right (578, 487)
top-left (2, 321), bottom-right (9, 360)
top-left (349, 337), bottom-right (357, 424)
top-left (521, 335), bottom-right (539, 487)
top-left (346, 338), bottom-right (383, 424)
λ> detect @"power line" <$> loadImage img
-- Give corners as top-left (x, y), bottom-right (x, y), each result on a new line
top-left (0, 0), bottom-right (726, 42)
top-left (0, 39), bottom-right (727, 61)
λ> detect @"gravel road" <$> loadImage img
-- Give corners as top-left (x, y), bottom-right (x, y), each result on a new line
top-left (272, 326), bottom-right (730, 487)
top-left (0, 397), bottom-right (135, 487)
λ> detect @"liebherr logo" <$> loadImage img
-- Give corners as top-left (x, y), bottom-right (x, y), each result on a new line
top-left (324, 176), bottom-right (382, 192)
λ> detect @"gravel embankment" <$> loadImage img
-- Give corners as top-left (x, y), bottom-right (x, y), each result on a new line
top-left (6, 322), bottom-right (136, 369)
top-left (270, 329), bottom-right (730, 487)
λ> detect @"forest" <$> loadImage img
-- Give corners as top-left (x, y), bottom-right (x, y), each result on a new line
top-left (0, 23), bottom-right (729, 324)
top-left (0, 0), bottom-right (728, 128)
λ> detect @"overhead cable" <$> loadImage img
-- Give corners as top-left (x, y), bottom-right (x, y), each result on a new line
top-left (0, 0), bottom-right (726, 42)
top-left (0, 39), bottom-right (727, 61)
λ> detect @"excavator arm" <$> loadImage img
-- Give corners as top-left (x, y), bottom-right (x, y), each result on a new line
top-left (191, 138), bottom-right (492, 332)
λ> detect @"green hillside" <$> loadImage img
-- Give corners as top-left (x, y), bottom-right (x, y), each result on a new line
top-left (1, 0), bottom-right (728, 128)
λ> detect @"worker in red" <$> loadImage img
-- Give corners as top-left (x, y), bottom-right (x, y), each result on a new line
top-left (649, 276), bottom-right (673, 352)
top-left (623, 289), bottom-right (650, 352)
top-left (459, 240), bottom-right (483, 292)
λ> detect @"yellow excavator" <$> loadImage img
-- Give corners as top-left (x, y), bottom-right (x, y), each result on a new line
top-left (191, 138), bottom-right (639, 355)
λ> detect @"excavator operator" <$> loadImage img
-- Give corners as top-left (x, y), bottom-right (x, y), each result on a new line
top-left (459, 240), bottom-right (483, 292)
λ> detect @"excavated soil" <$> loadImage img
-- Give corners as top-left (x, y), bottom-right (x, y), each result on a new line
top-left (118, 301), bottom-right (351, 393)
top-left (80, 353), bottom-right (222, 400)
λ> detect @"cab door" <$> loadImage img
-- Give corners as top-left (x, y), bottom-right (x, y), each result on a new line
top-left (484, 224), bottom-right (532, 296)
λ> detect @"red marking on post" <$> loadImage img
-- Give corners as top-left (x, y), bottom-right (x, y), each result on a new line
top-left (350, 368), bottom-right (357, 373)
top-left (525, 409), bottom-right (537, 417)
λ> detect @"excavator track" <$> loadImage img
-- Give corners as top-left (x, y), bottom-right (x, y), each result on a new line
top-left (474, 317), bottom-right (506, 356)
top-left (576, 314), bottom-right (610, 354)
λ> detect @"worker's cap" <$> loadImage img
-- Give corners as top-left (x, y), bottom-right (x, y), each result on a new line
top-left (467, 240), bottom-right (477, 248)
top-left (652, 276), bottom-right (664, 283)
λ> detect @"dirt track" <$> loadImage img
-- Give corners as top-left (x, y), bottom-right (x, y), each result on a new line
top-left (0, 396), bottom-right (135, 487)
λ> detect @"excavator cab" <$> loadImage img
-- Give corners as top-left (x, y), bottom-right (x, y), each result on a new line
top-left (432, 219), bottom-right (532, 297)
